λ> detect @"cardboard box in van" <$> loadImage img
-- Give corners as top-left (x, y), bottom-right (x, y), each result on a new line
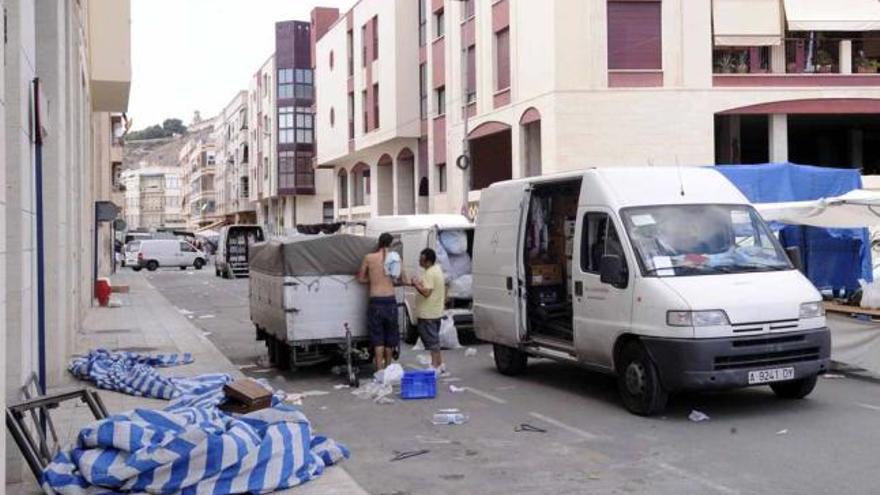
top-left (530, 264), bottom-right (562, 286)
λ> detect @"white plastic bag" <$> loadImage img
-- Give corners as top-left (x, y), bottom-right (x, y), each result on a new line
top-left (436, 243), bottom-right (453, 280)
top-left (384, 251), bottom-right (402, 280)
top-left (446, 253), bottom-right (472, 280)
top-left (439, 316), bottom-right (462, 349)
top-left (439, 230), bottom-right (468, 255)
top-left (448, 274), bottom-right (473, 299)
top-left (376, 363), bottom-right (404, 386)
top-left (860, 279), bottom-right (880, 309)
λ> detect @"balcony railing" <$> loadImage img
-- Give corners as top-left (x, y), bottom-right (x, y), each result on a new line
top-left (713, 34), bottom-right (880, 76)
top-left (713, 47), bottom-right (770, 74)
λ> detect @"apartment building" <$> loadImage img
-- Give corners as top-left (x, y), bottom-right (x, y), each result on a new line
top-left (316, 0), bottom-right (880, 218)
top-left (179, 122), bottom-right (219, 231)
top-left (247, 18), bottom-right (337, 236)
top-left (215, 91), bottom-right (256, 224)
top-left (1, 0), bottom-right (131, 483)
top-left (121, 167), bottom-right (186, 230)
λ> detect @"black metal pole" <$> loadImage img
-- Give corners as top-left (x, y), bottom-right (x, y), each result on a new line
top-left (33, 78), bottom-right (47, 395)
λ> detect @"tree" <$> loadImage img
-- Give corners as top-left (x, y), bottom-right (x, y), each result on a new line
top-left (124, 118), bottom-right (188, 141)
top-left (162, 119), bottom-right (187, 135)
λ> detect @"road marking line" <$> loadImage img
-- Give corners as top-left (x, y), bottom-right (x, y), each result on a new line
top-left (654, 462), bottom-right (740, 495)
top-left (857, 402), bottom-right (880, 412)
top-left (464, 386), bottom-right (508, 404)
top-left (528, 412), bottom-right (601, 441)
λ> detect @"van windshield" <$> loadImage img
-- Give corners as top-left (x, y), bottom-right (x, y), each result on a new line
top-left (621, 204), bottom-right (792, 277)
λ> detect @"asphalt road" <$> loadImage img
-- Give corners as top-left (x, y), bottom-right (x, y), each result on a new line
top-left (144, 266), bottom-right (880, 495)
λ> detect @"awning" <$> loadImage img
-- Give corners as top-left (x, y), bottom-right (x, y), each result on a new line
top-left (714, 0), bottom-right (783, 46)
top-left (783, 0), bottom-right (880, 31)
top-left (755, 189), bottom-right (880, 228)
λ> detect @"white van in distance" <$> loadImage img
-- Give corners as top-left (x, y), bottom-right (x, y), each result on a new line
top-left (473, 167), bottom-right (830, 415)
top-left (132, 239), bottom-right (207, 272)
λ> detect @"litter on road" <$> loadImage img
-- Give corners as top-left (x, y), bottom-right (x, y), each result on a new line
top-left (334, 384), bottom-right (351, 390)
top-left (823, 373), bottom-right (846, 379)
top-left (464, 348), bottom-right (478, 357)
top-left (449, 385), bottom-right (466, 393)
top-left (390, 449), bottom-right (430, 462)
top-left (776, 429), bottom-right (789, 435)
top-left (198, 314), bottom-right (216, 319)
top-left (432, 409), bottom-right (469, 425)
top-left (514, 423), bottom-right (547, 433)
top-left (688, 410), bottom-right (711, 422)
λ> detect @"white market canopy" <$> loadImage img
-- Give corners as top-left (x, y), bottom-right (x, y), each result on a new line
top-left (755, 189), bottom-right (880, 228)
top-left (783, 0), bottom-right (880, 31)
top-left (713, 0), bottom-right (784, 46)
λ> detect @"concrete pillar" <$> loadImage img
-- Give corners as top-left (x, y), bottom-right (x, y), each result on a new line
top-left (771, 44), bottom-right (786, 73)
top-left (850, 129), bottom-right (864, 170)
top-left (769, 114), bottom-right (789, 163)
top-left (840, 40), bottom-right (853, 74)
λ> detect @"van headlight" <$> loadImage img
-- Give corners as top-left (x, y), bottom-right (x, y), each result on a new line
top-left (667, 310), bottom-right (730, 327)
top-left (799, 301), bottom-right (825, 319)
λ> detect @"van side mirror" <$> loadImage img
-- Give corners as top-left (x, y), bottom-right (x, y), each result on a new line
top-left (785, 246), bottom-right (804, 273)
top-left (600, 255), bottom-right (626, 288)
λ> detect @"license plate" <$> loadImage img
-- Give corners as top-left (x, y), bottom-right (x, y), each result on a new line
top-left (748, 367), bottom-right (795, 384)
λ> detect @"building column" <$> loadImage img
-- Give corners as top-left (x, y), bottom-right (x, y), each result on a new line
top-left (840, 40), bottom-right (853, 74)
top-left (769, 114), bottom-right (789, 163)
top-left (391, 155), bottom-right (400, 215)
top-left (770, 44), bottom-right (786, 73)
top-left (850, 129), bottom-right (864, 170)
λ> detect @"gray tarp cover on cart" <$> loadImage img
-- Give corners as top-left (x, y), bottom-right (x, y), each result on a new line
top-left (249, 234), bottom-right (378, 276)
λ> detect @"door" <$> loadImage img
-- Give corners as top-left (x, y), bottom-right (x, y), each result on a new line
top-left (572, 209), bottom-right (633, 368)
top-left (472, 183), bottom-right (531, 347)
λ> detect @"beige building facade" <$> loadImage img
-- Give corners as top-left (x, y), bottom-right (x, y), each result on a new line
top-left (316, 0), bottom-right (880, 219)
top-left (1, 0), bottom-right (131, 483)
top-left (215, 91), bottom-right (256, 224)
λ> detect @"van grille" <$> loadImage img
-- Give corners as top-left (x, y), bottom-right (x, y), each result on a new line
top-left (714, 346), bottom-right (821, 371)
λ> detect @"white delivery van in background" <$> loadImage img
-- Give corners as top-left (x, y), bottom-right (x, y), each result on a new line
top-left (215, 225), bottom-right (265, 278)
top-left (132, 239), bottom-right (207, 272)
top-left (366, 215), bottom-right (476, 344)
top-left (473, 167), bottom-right (831, 415)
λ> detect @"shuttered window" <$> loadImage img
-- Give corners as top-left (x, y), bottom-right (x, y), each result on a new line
top-left (607, 0), bottom-right (662, 70)
top-left (495, 28), bottom-right (510, 91)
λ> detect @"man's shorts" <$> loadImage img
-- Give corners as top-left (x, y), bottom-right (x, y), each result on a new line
top-left (417, 318), bottom-right (442, 352)
top-left (368, 297), bottom-right (399, 348)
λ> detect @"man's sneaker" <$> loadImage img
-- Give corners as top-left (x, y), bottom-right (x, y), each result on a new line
top-left (432, 364), bottom-right (449, 377)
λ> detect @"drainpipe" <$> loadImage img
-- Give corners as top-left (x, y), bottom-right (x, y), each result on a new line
top-left (33, 78), bottom-right (47, 394)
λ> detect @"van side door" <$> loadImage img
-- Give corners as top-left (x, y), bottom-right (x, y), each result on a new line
top-left (473, 185), bottom-right (531, 347)
top-left (180, 242), bottom-right (197, 266)
top-left (571, 209), bottom-right (634, 369)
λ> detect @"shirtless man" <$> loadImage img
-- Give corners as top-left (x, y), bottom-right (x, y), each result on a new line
top-left (358, 233), bottom-right (400, 370)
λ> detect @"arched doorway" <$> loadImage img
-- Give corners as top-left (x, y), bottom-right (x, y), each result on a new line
top-left (520, 108), bottom-right (542, 177)
top-left (396, 148), bottom-right (416, 215)
top-left (377, 154), bottom-right (394, 215)
top-left (467, 121), bottom-right (513, 190)
top-left (351, 162), bottom-right (370, 207)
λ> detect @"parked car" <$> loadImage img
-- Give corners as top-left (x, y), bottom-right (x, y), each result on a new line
top-left (215, 225), bottom-right (265, 278)
top-left (365, 215), bottom-right (475, 344)
top-left (132, 239), bottom-right (206, 272)
top-left (472, 167), bottom-right (831, 416)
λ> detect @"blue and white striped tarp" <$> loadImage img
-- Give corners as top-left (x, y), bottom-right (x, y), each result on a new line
top-left (47, 350), bottom-right (351, 494)
top-left (69, 349), bottom-right (223, 400)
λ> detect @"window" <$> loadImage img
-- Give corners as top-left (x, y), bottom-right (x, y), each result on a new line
top-left (362, 89), bottom-right (369, 133)
top-left (362, 24), bottom-right (368, 67)
top-left (295, 106), bottom-right (314, 144)
top-left (465, 45), bottom-right (476, 103)
top-left (294, 69), bottom-right (314, 99)
top-left (435, 9), bottom-right (445, 38)
top-left (347, 29), bottom-right (354, 76)
top-left (180, 242), bottom-right (196, 253)
top-left (419, 0), bottom-right (427, 46)
top-left (372, 16), bottom-right (379, 60)
top-left (607, 0), bottom-right (662, 70)
top-left (580, 212), bottom-right (627, 285)
top-left (329, 50), bottom-right (334, 70)
top-left (323, 201), bottom-right (335, 223)
top-left (279, 151), bottom-right (296, 189)
top-left (348, 92), bottom-right (355, 139)
top-left (437, 163), bottom-right (447, 192)
top-left (330, 107), bottom-right (335, 127)
top-left (373, 83), bottom-right (380, 129)
top-left (278, 106), bottom-right (294, 144)
top-left (495, 28), bottom-right (511, 91)
top-left (462, 0), bottom-right (475, 20)
top-left (436, 86), bottom-right (446, 115)
top-left (419, 63), bottom-right (428, 119)
top-left (278, 68), bottom-right (294, 99)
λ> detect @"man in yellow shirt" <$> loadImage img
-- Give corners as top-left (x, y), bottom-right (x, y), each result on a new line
top-left (413, 248), bottom-right (447, 374)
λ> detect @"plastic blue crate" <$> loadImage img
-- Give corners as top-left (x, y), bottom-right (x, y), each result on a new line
top-left (400, 369), bottom-right (436, 400)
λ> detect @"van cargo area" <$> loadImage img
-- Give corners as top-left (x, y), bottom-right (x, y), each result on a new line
top-left (523, 179), bottom-right (581, 343)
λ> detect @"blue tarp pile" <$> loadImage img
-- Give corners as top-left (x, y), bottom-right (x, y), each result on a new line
top-left (44, 350), bottom-right (350, 494)
top-left (715, 163), bottom-right (872, 293)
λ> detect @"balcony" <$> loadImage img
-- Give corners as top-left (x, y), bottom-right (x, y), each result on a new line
top-left (87, 0), bottom-right (132, 111)
top-left (713, 34), bottom-right (880, 87)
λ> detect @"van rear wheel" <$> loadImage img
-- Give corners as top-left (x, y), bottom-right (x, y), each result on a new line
top-left (146, 260), bottom-right (159, 272)
top-left (493, 344), bottom-right (527, 376)
top-left (617, 341), bottom-right (668, 416)
top-left (770, 375), bottom-right (818, 399)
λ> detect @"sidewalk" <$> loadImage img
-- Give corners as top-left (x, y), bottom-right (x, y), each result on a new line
top-left (6, 271), bottom-right (367, 495)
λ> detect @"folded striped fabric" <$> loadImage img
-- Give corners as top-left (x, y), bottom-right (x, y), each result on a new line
top-left (47, 350), bottom-right (351, 494)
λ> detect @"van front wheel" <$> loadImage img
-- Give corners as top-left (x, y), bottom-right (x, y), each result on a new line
top-left (493, 344), bottom-right (527, 376)
top-left (770, 375), bottom-right (818, 399)
top-left (617, 342), bottom-right (668, 416)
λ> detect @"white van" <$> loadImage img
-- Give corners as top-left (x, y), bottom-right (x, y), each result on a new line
top-left (366, 215), bottom-right (475, 344)
top-left (473, 167), bottom-right (831, 415)
top-left (132, 239), bottom-right (207, 272)
top-left (215, 225), bottom-right (265, 278)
